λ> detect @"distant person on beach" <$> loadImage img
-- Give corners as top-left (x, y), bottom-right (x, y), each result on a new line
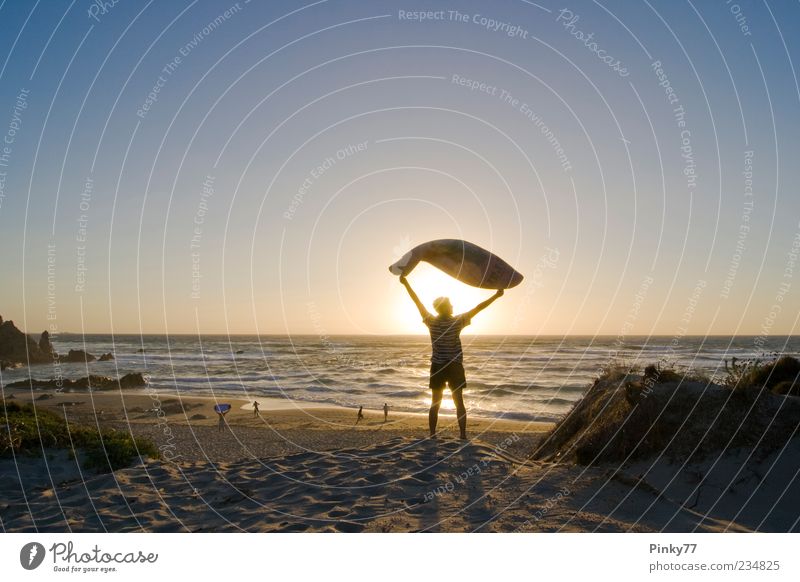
top-left (356, 405), bottom-right (364, 424)
top-left (216, 407), bottom-right (230, 433)
top-left (383, 402), bottom-right (389, 422)
top-left (253, 400), bottom-right (260, 417)
top-left (400, 276), bottom-right (504, 439)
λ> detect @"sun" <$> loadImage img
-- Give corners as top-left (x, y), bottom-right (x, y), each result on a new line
top-left (393, 262), bottom-right (496, 334)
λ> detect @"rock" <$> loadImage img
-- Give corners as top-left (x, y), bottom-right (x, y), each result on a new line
top-left (4, 372), bottom-right (147, 392)
top-left (36, 394), bottom-right (54, 400)
top-left (235, 350), bottom-right (244, 354)
top-left (98, 353), bottom-right (114, 361)
top-left (38, 331), bottom-right (54, 355)
top-left (189, 414), bottom-right (207, 420)
top-left (118, 373), bottom-right (146, 389)
top-left (62, 349), bottom-right (97, 363)
top-left (0, 317), bottom-right (50, 365)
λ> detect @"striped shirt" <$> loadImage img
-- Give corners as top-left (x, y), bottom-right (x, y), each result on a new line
top-left (423, 313), bottom-right (471, 364)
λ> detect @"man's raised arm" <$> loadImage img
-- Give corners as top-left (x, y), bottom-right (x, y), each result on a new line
top-left (400, 276), bottom-right (431, 320)
top-left (465, 289), bottom-right (504, 320)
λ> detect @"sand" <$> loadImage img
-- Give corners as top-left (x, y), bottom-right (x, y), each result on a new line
top-left (1, 388), bottom-right (795, 532)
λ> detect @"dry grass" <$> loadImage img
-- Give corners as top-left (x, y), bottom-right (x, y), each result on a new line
top-left (533, 356), bottom-right (800, 465)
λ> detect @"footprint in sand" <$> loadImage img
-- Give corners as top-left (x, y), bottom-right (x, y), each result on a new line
top-left (334, 521), bottom-right (365, 533)
top-left (327, 507), bottom-right (351, 518)
top-left (275, 522), bottom-right (310, 532)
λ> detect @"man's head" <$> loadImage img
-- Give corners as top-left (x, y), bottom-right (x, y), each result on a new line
top-left (433, 296), bottom-right (453, 316)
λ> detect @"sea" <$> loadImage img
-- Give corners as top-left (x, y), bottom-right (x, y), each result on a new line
top-left (2, 335), bottom-right (799, 423)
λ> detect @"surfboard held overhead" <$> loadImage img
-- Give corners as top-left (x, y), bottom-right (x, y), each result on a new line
top-left (388, 239), bottom-right (524, 289)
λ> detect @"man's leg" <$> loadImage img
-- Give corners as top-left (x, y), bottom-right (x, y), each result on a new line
top-left (452, 388), bottom-right (467, 439)
top-left (451, 363), bottom-right (468, 439)
top-left (429, 387), bottom-right (443, 436)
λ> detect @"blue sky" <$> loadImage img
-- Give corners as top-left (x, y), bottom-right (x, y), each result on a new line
top-left (0, 0), bottom-right (798, 336)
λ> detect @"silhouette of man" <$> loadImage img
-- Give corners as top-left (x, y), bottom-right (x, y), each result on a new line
top-left (400, 276), bottom-right (504, 439)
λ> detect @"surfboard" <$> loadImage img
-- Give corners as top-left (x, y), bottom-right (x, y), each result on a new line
top-left (213, 403), bottom-right (231, 414)
top-left (389, 239), bottom-right (524, 289)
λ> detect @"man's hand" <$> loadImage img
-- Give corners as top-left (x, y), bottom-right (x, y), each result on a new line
top-left (399, 276), bottom-right (408, 285)
top-left (495, 289), bottom-right (504, 297)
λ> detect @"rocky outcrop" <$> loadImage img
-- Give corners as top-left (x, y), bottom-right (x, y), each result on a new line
top-left (0, 317), bottom-right (51, 366)
top-left (38, 330), bottom-right (55, 355)
top-left (62, 349), bottom-right (97, 363)
top-left (4, 372), bottom-right (147, 392)
top-left (118, 372), bottom-right (146, 388)
top-left (98, 353), bottom-right (114, 361)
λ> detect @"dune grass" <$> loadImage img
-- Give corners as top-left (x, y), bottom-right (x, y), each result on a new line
top-left (0, 401), bottom-right (158, 472)
top-left (533, 355), bottom-right (800, 465)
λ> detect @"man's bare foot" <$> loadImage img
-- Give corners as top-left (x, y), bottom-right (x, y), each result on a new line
top-left (460, 433), bottom-right (467, 440)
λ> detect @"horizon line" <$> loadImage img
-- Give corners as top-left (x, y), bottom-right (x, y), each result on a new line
top-left (36, 331), bottom-right (800, 338)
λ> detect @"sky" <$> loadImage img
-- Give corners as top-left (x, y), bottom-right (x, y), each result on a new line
top-left (0, 0), bottom-right (798, 337)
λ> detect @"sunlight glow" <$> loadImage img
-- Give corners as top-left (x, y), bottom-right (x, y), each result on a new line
top-left (393, 263), bottom-right (496, 334)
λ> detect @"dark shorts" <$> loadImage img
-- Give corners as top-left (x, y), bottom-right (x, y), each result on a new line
top-left (429, 361), bottom-right (467, 391)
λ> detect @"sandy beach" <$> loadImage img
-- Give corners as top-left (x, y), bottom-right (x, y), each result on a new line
top-left (1, 389), bottom-right (552, 532)
top-left (4, 376), bottom-right (797, 533)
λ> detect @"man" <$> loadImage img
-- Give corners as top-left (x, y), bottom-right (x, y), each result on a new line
top-left (216, 406), bottom-right (230, 433)
top-left (399, 276), bottom-right (504, 439)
